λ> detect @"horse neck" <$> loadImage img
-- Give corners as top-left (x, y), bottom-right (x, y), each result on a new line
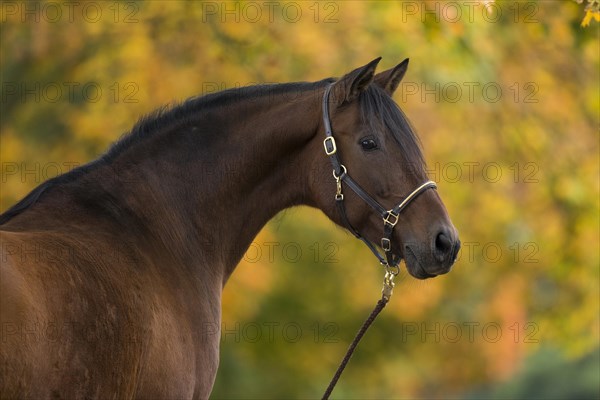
top-left (98, 85), bottom-right (325, 282)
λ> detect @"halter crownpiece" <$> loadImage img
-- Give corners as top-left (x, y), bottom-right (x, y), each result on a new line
top-left (321, 83), bottom-right (437, 268)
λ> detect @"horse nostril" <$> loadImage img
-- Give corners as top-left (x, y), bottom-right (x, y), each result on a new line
top-left (434, 231), bottom-right (453, 261)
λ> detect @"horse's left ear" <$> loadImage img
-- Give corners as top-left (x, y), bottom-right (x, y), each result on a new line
top-left (374, 58), bottom-right (409, 96)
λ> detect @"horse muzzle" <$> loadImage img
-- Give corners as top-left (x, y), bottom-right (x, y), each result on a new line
top-left (403, 227), bottom-right (460, 279)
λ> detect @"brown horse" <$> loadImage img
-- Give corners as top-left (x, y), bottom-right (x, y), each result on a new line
top-left (0, 59), bottom-right (459, 398)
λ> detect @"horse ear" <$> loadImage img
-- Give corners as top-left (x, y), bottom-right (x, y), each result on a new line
top-left (331, 57), bottom-right (381, 106)
top-left (373, 58), bottom-right (409, 96)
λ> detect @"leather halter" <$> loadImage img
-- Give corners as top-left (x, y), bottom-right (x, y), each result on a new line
top-left (321, 83), bottom-right (437, 267)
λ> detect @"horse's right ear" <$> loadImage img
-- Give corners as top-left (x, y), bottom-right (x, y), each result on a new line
top-left (331, 57), bottom-right (381, 106)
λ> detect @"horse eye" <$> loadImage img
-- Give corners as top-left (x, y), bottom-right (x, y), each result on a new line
top-left (359, 137), bottom-right (378, 151)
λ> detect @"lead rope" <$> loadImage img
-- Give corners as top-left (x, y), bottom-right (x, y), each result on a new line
top-left (322, 267), bottom-right (398, 399)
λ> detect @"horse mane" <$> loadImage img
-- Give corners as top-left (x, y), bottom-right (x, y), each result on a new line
top-left (0, 79), bottom-right (426, 226)
top-left (105, 81), bottom-right (329, 161)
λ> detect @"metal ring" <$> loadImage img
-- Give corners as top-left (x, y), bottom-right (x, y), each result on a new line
top-left (386, 264), bottom-right (400, 276)
top-left (332, 165), bottom-right (347, 180)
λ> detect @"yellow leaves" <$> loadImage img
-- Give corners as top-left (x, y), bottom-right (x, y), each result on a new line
top-left (581, 9), bottom-right (600, 26)
top-left (578, 0), bottom-right (600, 26)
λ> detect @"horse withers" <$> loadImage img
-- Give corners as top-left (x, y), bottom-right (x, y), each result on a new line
top-left (0, 58), bottom-right (459, 398)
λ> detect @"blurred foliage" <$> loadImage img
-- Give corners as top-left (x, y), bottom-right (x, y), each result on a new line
top-left (465, 346), bottom-right (600, 399)
top-left (1, 1), bottom-right (598, 399)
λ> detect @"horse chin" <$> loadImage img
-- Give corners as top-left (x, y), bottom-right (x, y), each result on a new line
top-left (403, 246), bottom-right (438, 280)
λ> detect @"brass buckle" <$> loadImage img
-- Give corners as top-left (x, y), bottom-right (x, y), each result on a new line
top-left (381, 238), bottom-right (391, 251)
top-left (383, 211), bottom-right (399, 227)
top-left (323, 137), bottom-right (337, 155)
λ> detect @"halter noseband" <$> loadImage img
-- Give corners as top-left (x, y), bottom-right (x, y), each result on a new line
top-left (321, 83), bottom-right (437, 268)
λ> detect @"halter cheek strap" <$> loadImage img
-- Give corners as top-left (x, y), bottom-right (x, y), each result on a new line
top-left (321, 84), bottom-right (437, 268)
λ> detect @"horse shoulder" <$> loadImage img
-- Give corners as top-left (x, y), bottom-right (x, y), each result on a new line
top-left (0, 231), bottom-right (54, 397)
